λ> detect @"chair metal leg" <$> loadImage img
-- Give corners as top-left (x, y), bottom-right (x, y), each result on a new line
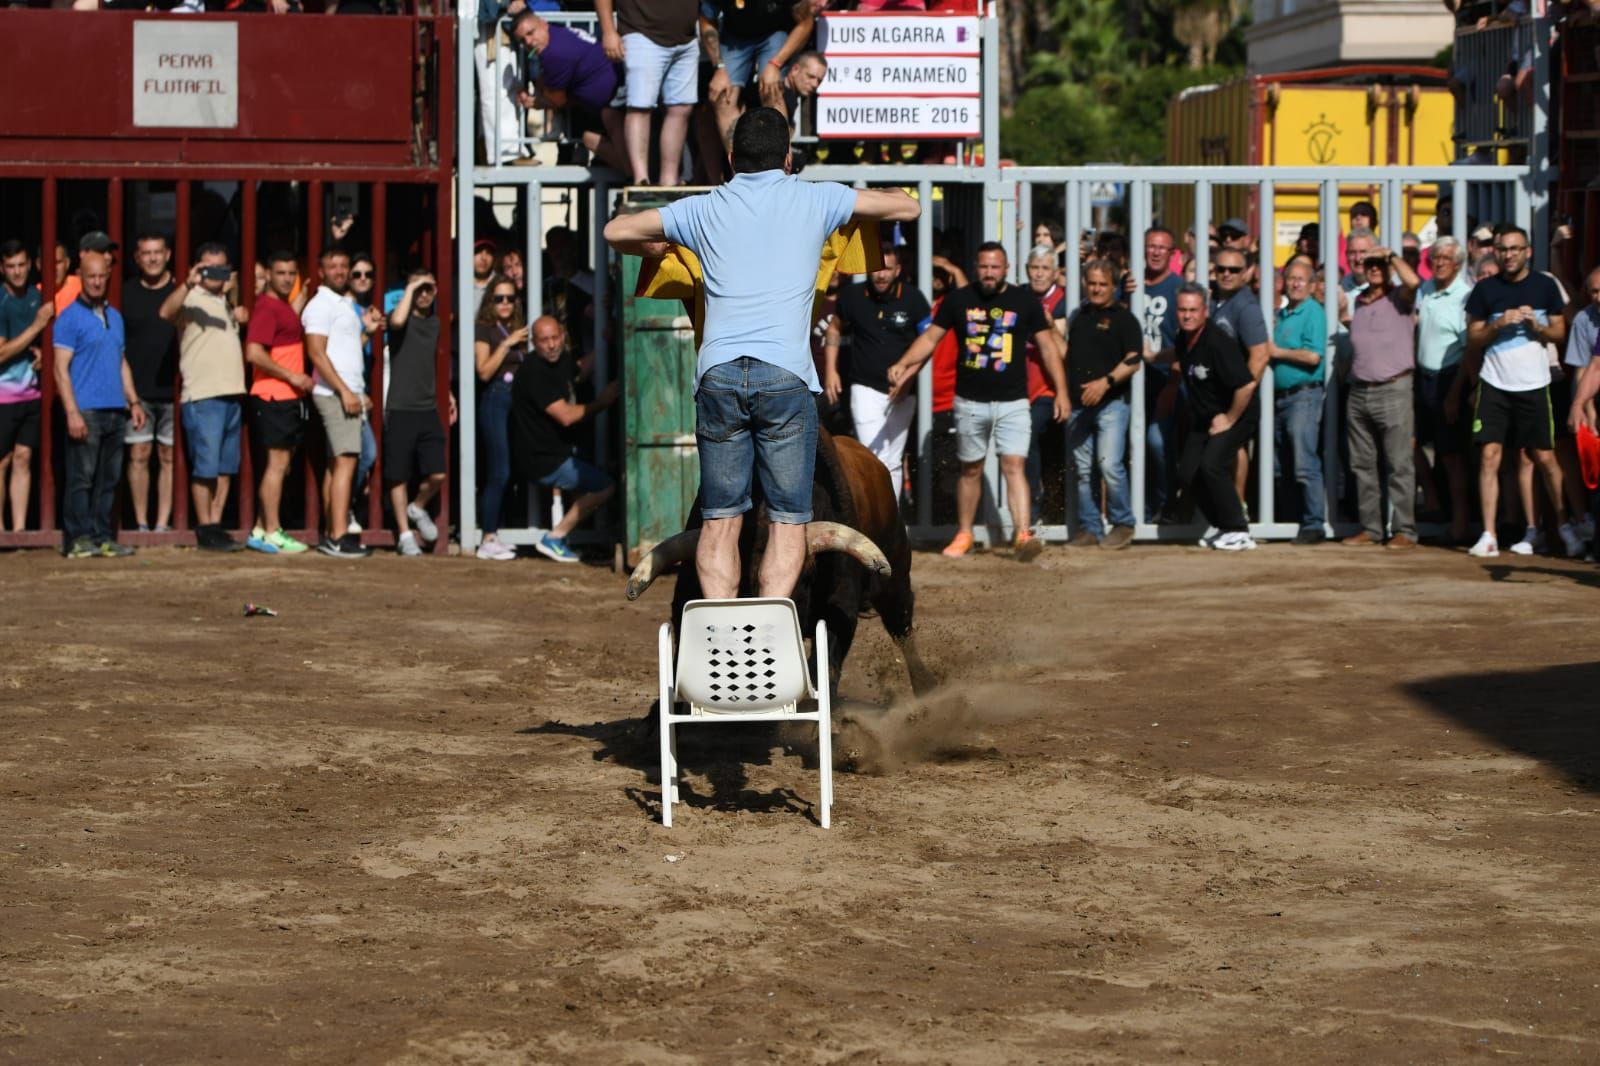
top-left (815, 621), bottom-right (832, 829)
top-left (659, 714), bottom-right (674, 827)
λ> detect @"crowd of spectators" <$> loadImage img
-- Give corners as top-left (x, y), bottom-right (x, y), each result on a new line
top-left (811, 198), bottom-right (1599, 561)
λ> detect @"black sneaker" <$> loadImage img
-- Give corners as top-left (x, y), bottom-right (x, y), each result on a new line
top-left (97, 540), bottom-right (136, 558)
top-left (198, 525), bottom-right (244, 552)
top-left (318, 533), bottom-right (371, 559)
top-left (1293, 528), bottom-right (1327, 545)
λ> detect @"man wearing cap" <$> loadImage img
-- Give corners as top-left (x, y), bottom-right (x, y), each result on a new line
top-left (53, 249), bottom-right (146, 557)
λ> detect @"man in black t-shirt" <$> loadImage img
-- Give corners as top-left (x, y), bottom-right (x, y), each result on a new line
top-left (1058, 259), bottom-right (1143, 549)
top-left (889, 242), bottom-right (1067, 560)
top-left (510, 315), bottom-right (621, 564)
top-left (384, 270), bottom-right (455, 557)
top-left (121, 233), bottom-right (178, 532)
top-left (1171, 284), bottom-right (1258, 551)
top-left (823, 247), bottom-right (930, 483)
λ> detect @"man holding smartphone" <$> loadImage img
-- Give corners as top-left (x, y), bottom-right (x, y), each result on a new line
top-left (161, 243), bottom-right (248, 552)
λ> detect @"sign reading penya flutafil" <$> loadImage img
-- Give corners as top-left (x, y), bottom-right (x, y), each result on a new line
top-left (132, 22), bottom-right (239, 129)
top-left (816, 15), bottom-right (980, 56)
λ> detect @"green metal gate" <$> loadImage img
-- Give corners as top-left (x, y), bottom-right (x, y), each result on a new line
top-left (621, 253), bottom-right (700, 566)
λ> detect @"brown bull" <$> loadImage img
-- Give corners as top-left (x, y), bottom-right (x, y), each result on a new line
top-left (627, 429), bottom-right (934, 695)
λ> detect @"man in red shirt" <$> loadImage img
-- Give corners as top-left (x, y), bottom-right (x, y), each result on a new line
top-left (243, 250), bottom-right (315, 553)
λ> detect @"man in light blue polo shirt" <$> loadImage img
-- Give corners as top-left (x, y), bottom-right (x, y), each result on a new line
top-left (1415, 235), bottom-right (1473, 544)
top-left (603, 107), bottom-right (918, 599)
top-left (53, 249), bottom-right (145, 557)
top-left (1269, 258), bottom-right (1328, 543)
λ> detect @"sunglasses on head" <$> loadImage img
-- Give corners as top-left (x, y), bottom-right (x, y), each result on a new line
top-left (1215, 264), bottom-right (1245, 275)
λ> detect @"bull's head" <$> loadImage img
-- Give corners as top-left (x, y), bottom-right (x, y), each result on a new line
top-left (625, 521), bottom-right (891, 601)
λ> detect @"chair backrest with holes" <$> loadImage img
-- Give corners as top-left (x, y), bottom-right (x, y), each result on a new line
top-left (675, 599), bottom-right (813, 712)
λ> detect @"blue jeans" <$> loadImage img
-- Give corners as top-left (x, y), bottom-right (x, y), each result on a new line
top-left (64, 408), bottom-right (126, 545)
top-left (1024, 395), bottom-right (1054, 522)
top-left (356, 416), bottom-right (376, 496)
top-left (1066, 396), bottom-right (1134, 536)
top-left (477, 381), bottom-right (514, 534)
top-left (695, 357), bottom-right (817, 524)
top-left (1144, 367), bottom-right (1176, 521)
top-left (1274, 385), bottom-right (1326, 529)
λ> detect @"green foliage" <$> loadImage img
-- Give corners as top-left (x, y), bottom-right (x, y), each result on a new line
top-left (1003, 64), bottom-right (1230, 165)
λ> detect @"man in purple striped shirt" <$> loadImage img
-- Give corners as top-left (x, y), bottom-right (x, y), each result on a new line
top-left (1344, 245), bottom-right (1421, 549)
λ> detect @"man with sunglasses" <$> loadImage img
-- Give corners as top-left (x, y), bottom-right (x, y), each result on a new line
top-left (1345, 243), bottom-right (1420, 549)
top-left (1210, 246), bottom-right (1269, 514)
top-left (1463, 225), bottom-right (1581, 558)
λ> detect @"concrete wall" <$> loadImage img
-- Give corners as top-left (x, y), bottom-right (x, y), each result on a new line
top-left (1246, 0), bottom-right (1454, 74)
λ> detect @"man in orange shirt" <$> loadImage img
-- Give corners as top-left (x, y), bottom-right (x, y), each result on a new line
top-left (243, 250), bottom-right (315, 554)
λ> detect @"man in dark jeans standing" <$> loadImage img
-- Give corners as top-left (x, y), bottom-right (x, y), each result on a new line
top-left (1173, 283), bottom-right (1257, 552)
top-left (53, 249), bottom-right (146, 557)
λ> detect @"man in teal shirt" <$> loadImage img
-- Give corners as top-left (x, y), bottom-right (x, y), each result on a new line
top-left (1415, 235), bottom-right (1472, 544)
top-left (1270, 258), bottom-right (1328, 543)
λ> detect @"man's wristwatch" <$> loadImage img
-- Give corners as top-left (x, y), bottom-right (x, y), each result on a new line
top-left (1104, 372), bottom-right (1115, 386)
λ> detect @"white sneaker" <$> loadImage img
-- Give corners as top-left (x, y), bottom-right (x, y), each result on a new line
top-left (398, 530), bottom-right (424, 557)
top-left (1509, 525), bottom-right (1537, 556)
top-left (407, 503), bottom-right (438, 542)
top-left (1197, 526), bottom-right (1222, 549)
top-left (1468, 531), bottom-right (1499, 558)
top-left (475, 536), bottom-right (516, 561)
top-left (1558, 521), bottom-right (1586, 558)
top-left (1213, 531), bottom-right (1257, 552)
top-left (347, 515), bottom-right (363, 535)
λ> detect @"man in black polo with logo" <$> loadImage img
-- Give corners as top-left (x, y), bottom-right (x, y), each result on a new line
top-left (888, 242), bottom-right (1068, 561)
top-left (1057, 258), bottom-right (1143, 549)
top-left (1174, 283), bottom-right (1258, 552)
top-left (823, 246), bottom-right (930, 484)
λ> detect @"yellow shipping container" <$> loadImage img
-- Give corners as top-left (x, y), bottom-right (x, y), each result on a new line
top-left (1165, 67), bottom-right (1454, 268)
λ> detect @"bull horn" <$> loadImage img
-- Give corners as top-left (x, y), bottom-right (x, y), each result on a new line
top-left (808, 521), bottom-right (892, 579)
top-left (626, 530), bottom-right (701, 601)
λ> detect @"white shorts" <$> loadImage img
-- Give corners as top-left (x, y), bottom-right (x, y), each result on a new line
top-left (954, 397), bottom-right (1031, 463)
top-left (622, 35), bottom-right (698, 109)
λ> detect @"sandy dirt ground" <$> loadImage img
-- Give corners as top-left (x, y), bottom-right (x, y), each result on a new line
top-left (2, 541), bottom-right (1598, 1064)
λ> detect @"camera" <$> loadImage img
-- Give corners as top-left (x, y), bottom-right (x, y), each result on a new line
top-left (200, 265), bottom-right (232, 282)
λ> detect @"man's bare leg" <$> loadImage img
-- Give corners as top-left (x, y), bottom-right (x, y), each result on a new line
top-left (2, 449), bottom-right (24, 531)
top-left (955, 460), bottom-right (984, 535)
top-left (327, 454), bottom-right (357, 541)
top-left (657, 104), bottom-right (692, 186)
top-left (697, 514), bottom-right (743, 599)
top-left (128, 440), bottom-right (153, 527)
top-left (759, 521), bottom-right (806, 598)
top-left (156, 443), bottom-right (175, 528)
top-left (552, 484), bottom-right (614, 540)
top-left (1479, 442), bottom-right (1503, 536)
top-left (1531, 447), bottom-right (1569, 527)
top-left (1000, 454), bottom-right (1031, 535)
top-left (623, 109), bottom-right (652, 183)
top-left (258, 448), bottom-right (292, 532)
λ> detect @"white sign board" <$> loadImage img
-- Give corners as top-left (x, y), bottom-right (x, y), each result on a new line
top-left (816, 97), bottom-right (980, 139)
top-left (132, 21), bottom-right (238, 129)
top-left (816, 15), bottom-right (980, 56)
top-left (818, 56), bottom-right (980, 97)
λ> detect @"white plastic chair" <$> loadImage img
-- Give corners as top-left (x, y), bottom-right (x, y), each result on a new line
top-left (657, 598), bottom-right (832, 828)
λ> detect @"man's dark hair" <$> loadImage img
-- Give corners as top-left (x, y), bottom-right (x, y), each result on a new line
top-left (195, 241), bottom-right (228, 261)
top-left (974, 240), bottom-right (1007, 260)
top-left (320, 246), bottom-right (351, 263)
top-left (730, 107), bottom-right (792, 174)
top-left (350, 250), bottom-right (375, 267)
top-left (0, 239), bottom-right (26, 260)
top-left (267, 249), bottom-right (297, 268)
top-left (408, 266), bottom-right (433, 280)
top-left (1145, 225), bottom-right (1174, 243)
top-left (135, 232), bottom-right (170, 250)
top-left (1497, 223), bottom-right (1529, 242)
top-left (1350, 200), bottom-right (1377, 222)
top-left (793, 49), bottom-right (826, 69)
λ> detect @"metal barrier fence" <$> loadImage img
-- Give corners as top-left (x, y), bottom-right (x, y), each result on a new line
top-left (1453, 18), bottom-right (1536, 148)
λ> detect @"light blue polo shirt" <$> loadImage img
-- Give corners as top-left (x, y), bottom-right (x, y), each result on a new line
top-left (1415, 273), bottom-right (1471, 372)
top-left (659, 170), bottom-right (858, 393)
top-left (54, 298), bottom-right (127, 411)
top-left (1271, 298), bottom-right (1326, 391)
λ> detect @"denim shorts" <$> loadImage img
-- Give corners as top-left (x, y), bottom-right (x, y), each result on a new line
top-left (537, 455), bottom-right (613, 496)
top-left (180, 396), bottom-right (242, 479)
top-left (953, 396), bottom-right (1032, 462)
top-left (622, 34), bottom-right (698, 108)
top-left (696, 357), bottom-right (817, 524)
top-left (721, 29), bottom-right (787, 87)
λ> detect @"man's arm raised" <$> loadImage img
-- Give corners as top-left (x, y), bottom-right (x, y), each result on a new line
top-left (603, 208), bottom-right (670, 258)
top-left (853, 188), bottom-right (920, 223)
